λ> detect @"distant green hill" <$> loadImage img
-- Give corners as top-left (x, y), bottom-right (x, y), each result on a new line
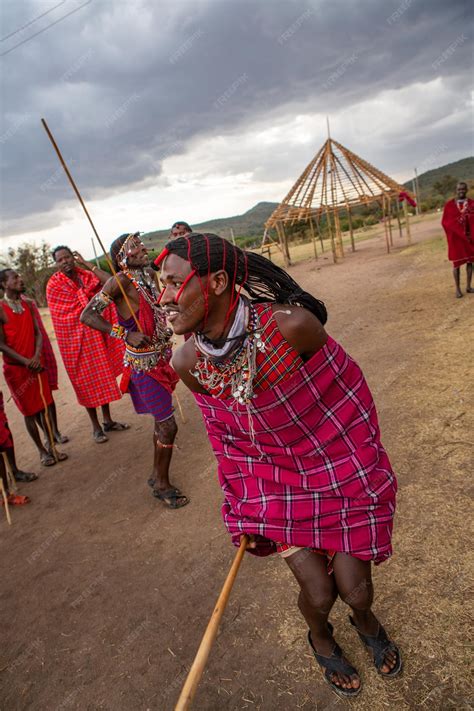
top-left (142, 201), bottom-right (279, 251)
top-left (142, 156), bottom-right (473, 251)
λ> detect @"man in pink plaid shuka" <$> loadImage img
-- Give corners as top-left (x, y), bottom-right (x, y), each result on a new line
top-left (160, 233), bottom-right (402, 698)
top-left (196, 334), bottom-right (396, 563)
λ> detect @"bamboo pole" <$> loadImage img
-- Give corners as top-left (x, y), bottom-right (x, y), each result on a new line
top-left (0, 477), bottom-right (12, 525)
top-left (281, 222), bottom-right (292, 265)
top-left (403, 200), bottom-right (412, 245)
top-left (175, 536), bottom-right (249, 710)
top-left (309, 219), bottom-right (318, 260)
top-left (347, 206), bottom-right (355, 252)
top-left (325, 208), bottom-right (337, 264)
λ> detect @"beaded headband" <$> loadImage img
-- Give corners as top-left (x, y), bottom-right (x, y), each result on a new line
top-left (117, 232), bottom-right (141, 266)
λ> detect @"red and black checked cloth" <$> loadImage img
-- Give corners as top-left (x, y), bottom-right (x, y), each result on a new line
top-left (46, 269), bottom-right (124, 408)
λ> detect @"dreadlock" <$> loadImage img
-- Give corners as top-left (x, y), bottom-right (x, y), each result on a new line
top-left (161, 233), bottom-right (327, 324)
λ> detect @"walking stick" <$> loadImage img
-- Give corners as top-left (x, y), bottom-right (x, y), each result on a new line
top-left (0, 477), bottom-right (12, 525)
top-left (175, 535), bottom-right (249, 710)
top-left (40, 119), bottom-right (187, 424)
top-left (2, 451), bottom-right (17, 493)
top-left (37, 373), bottom-right (59, 462)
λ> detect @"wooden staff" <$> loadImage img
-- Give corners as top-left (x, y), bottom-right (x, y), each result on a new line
top-left (175, 535), bottom-right (249, 710)
top-left (2, 451), bottom-right (17, 493)
top-left (41, 119), bottom-right (187, 423)
top-left (0, 477), bottom-right (12, 525)
top-left (38, 373), bottom-right (59, 462)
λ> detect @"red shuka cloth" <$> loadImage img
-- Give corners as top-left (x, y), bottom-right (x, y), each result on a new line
top-left (441, 198), bottom-right (474, 268)
top-left (2, 300), bottom-right (53, 417)
top-left (46, 269), bottom-right (124, 408)
top-left (29, 299), bottom-right (58, 391)
top-left (119, 292), bottom-right (179, 395)
top-left (195, 335), bottom-right (397, 562)
top-left (0, 391), bottom-right (13, 451)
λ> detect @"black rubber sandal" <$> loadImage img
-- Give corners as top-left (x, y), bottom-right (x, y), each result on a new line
top-left (102, 421), bottom-right (130, 432)
top-left (349, 615), bottom-right (402, 678)
top-left (308, 627), bottom-right (361, 698)
top-left (152, 487), bottom-right (189, 509)
top-left (14, 470), bottom-right (38, 483)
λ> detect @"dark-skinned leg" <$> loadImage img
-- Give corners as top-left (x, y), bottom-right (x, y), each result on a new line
top-left (101, 404), bottom-right (112, 425)
top-left (24, 414), bottom-right (52, 462)
top-left (100, 403), bottom-right (128, 431)
top-left (48, 400), bottom-right (68, 442)
top-left (285, 549), bottom-right (360, 691)
top-left (86, 407), bottom-right (107, 441)
top-left (332, 552), bottom-right (398, 674)
top-left (151, 415), bottom-right (187, 507)
top-left (453, 266), bottom-right (462, 298)
top-left (466, 263), bottom-right (473, 292)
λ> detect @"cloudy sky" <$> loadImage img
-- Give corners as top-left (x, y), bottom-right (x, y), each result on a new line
top-left (1, 0), bottom-right (472, 257)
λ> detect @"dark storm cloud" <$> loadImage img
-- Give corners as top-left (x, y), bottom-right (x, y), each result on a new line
top-left (0, 0), bottom-right (471, 235)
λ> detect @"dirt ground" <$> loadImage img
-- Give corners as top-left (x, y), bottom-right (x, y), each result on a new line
top-left (0, 215), bottom-right (472, 711)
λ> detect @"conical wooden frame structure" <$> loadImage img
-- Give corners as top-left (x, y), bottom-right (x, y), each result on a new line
top-left (265, 138), bottom-right (414, 265)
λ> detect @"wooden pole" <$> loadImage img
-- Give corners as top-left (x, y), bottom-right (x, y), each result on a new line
top-left (281, 222), bottom-right (292, 265)
top-left (41, 119), bottom-right (188, 425)
top-left (347, 206), bottom-right (355, 252)
top-left (275, 223), bottom-right (287, 267)
top-left (41, 119), bottom-right (143, 334)
top-left (175, 536), bottom-right (249, 710)
top-left (325, 208), bottom-right (337, 264)
top-left (38, 373), bottom-right (59, 462)
top-left (309, 219), bottom-right (318, 260)
top-left (382, 196), bottom-right (390, 254)
top-left (333, 208), bottom-right (344, 260)
top-left (387, 198), bottom-right (394, 247)
top-left (396, 199), bottom-right (403, 239)
top-left (403, 200), bottom-right (412, 245)
top-left (2, 451), bottom-right (17, 494)
top-left (0, 477), bottom-right (12, 525)
top-left (314, 216), bottom-right (324, 253)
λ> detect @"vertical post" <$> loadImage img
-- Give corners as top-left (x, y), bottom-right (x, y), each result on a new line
top-left (403, 200), bottom-right (412, 245)
top-left (333, 208), bottom-right (344, 260)
top-left (314, 215), bottom-right (324, 252)
top-left (347, 206), bottom-right (355, 252)
top-left (309, 219), bottom-right (318, 260)
top-left (396, 199), bottom-right (403, 239)
top-left (325, 208), bottom-right (337, 264)
top-left (382, 195), bottom-right (390, 254)
top-left (414, 168), bottom-right (420, 215)
top-left (276, 222), bottom-right (289, 267)
top-left (281, 222), bottom-right (292, 265)
top-left (387, 198), bottom-right (394, 247)
top-left (230, 227), bottom-right (236, 246)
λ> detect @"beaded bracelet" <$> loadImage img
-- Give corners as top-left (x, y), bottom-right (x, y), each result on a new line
top-left (110, 324), bottom-right (128, 340)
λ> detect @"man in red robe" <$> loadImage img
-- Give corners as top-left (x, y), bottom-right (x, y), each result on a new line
top-left (46, 247), bottom-right (129, 443)
top-left (0, 270), bottom-right (68, 467)
top-left (441, 181), bottom-right (474, 298)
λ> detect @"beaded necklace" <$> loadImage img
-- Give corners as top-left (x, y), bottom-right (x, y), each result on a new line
top-left (193, 300), bottom-right (266, 404)
top-left (122, 268), bottom-right (173, 371)
top-left (3, 295), bottom-right (24, 314)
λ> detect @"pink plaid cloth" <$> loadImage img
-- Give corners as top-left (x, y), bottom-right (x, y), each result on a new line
top-left (46, 269), bottom-right (124, 408)
top-left (194, 336), bottom-right (397, 562)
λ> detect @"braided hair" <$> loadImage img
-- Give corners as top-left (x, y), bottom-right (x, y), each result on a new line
top-left (110, 234), bottom-right (130, 271)
top-left (162, 233), bottom-right (327, 324)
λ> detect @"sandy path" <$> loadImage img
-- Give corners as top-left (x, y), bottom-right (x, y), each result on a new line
top-left (0, 214), bottom-right (472, 710)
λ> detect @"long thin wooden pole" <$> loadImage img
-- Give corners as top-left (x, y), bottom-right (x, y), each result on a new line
top-left (175, 536), bottom-right (249, 710)
top-left (0, 478), bottom-right (12, 525)
top-left (347, 206), bottom-right (355, 252)
top-left (308, 219), bottom-right (318, 260)
top-left (403, 200), bottom-right (412, 245)
top-left (38, 374), bottom-right (58, 462)
top-left (2, 451), bottom-right (17, 494)
top-left (382, 196), bottom-right (390, 254)
top-left (41, 119), bottom-right (187, 425)
top-left (40, 119), bottom-right (143, 334)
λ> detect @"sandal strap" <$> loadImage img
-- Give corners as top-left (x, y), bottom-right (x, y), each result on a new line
top-left (349, 616), bottom-right (398, 670)
top-left (308, 632), bottom-right (358, 678)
